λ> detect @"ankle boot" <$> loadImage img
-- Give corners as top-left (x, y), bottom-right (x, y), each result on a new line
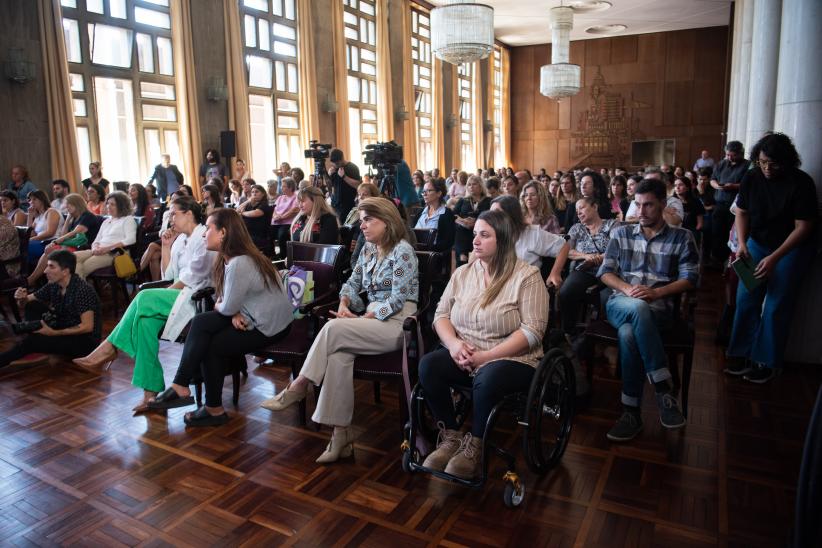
top-left (316, 426), bottom-right (358, 464)
top-left (422, 422), bottom-right (463, 471)
top-left (445, 433), bottom-right (483, 479)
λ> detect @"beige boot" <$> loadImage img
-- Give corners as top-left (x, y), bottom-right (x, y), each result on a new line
top-left (316, 426), bottom-right (358, 464)
top-left (422, 423), bottom-right (463, 471)
top-left (445, 433), bottom-right (482, 479)
top-left (260, 382), bottom-right (307, 411)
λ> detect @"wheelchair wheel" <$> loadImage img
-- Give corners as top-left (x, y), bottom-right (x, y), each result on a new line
top-left (502, 472), bottom-right (525, 508)
top-left (522, 349), bottom-right (576, 474)
top-left (401, 442), bottom-right (420, 474)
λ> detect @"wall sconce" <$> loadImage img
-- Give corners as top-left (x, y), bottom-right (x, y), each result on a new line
top-left (445, 113), bottom-right (458, 130)
top-left (206, 77), bottom-right (228, 102)
top-left (483, 119), bottom-right (493, 132)
top-left (4, 48), bottom-right (35, 84)
top-left (394, 105), bottom-right (410, 122)
top-left (322, 94), bottom-right (339, 113)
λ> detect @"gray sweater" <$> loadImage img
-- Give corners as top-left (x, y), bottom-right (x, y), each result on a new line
top-left (219, 255), bottom-right (293, 337)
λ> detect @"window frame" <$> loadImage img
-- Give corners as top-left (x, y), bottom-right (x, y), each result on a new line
top-left (410, 3), bottom-right (432, 172)
top-left (343, 0), bottom-right (378, 164)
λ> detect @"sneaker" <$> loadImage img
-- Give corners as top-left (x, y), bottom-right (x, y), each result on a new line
top-left (656, 392), bottom-right (686, 429)
top-left (444, 433), bottom-right (483, 479)
top-left (723, 359), bottom-right (754, 377)
top-left (421, 423), bottom-right (463, 471)
top-left (606, 411), bottom-right (643, 442)
top-left (743, 363), bottom-right (781, 384)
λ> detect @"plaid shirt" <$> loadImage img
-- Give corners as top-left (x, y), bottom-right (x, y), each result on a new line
top-left (597, 223), bottom-right (699, 311)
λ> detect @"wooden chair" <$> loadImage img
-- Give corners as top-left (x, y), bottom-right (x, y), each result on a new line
top-left (0, 226), bottom-right (33, 321)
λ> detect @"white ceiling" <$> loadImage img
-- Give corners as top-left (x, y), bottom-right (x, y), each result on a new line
top-left (429, 0), bottom-right (732, 47)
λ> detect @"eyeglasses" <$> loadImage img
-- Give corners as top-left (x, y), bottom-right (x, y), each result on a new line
top-left (758, 159), bottom-right (780, 169)
top-left (421, 189), bottom-right (437, 194)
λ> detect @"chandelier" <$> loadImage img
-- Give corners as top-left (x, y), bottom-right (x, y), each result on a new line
top-left (540, 6), bottom-right (581, 100)
top-left (431, 0), bottom-right (494, 65)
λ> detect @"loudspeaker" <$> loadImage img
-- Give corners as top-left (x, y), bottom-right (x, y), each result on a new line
top-left (220, 130), bottom-right (236, 158)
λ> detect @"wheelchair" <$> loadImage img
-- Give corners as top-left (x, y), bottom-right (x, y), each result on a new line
top-left (401, 348), bottom-right (576, 508)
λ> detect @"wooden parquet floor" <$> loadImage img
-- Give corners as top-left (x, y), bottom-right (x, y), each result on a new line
top-left (0, 272), bottom-right (819, 547)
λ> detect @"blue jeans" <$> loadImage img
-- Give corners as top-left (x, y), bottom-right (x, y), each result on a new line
top-left (727, 238), bottom-right (814, 368)
top-left (606, 295), bottom-right (673, 407)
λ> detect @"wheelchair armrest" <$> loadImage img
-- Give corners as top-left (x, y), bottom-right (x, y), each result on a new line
top-left (138, 279), bottom-right (174, 291)
top-left (585, 282), bottom-right (605, 295)
top-left (272, 258), bottom-right (287, 269)
top-left (191, 287), bottom-right (215, 302)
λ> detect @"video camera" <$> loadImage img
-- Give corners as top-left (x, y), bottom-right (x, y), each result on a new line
top-left (304, 140), bottom-right (332, 161)
top-left (363, 141), bottom-right (403, 175)
top-left (12, 311), bottom-right (57, 335)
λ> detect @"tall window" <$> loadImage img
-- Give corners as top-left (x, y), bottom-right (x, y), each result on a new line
top-left (410, 5), bottom-right (432, 171)
top-left (343, 0), bottom-right (377, 166)
top-left (241, 0), bottom-right (300, 180)
top-left (61, 0), bottom-right (180, 184)
top-left (457, 62), bottom-right (474, 172)
top-left (492, 46), bottom-right (503, 168)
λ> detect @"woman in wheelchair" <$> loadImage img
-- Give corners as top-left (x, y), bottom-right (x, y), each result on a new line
top-left (74, 197), bottom-right (215, 411)
top-left (262, 197), bottom-right (419, 463)
top-left (146, 208), bottom-right (293, 425)
top-left (419, 210), bottom-right (549, 480)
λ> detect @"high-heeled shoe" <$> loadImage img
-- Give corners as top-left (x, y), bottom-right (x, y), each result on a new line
top-left (316, 426), bottom-right (359, 464)
top-left (73, 346), bottom-right (118, 370)
top-left (260, 383), bottom-right (307, 411)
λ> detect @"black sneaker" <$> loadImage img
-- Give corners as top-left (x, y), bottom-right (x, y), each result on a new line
top-left (743, 364), bottom-right (781, 384)
top-left (723, 359), bottom-right (753, 377)
top-left (606, 411), bottom-right (643, 442)
top-left (656, 392), bottom-right (686, 429)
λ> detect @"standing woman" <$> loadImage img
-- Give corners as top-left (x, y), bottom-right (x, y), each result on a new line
top-left (417, 210), bottom-right (549, 479)
top-left (0, 190), bottom-right (27, 225)
top-left (673, 177), bottom-right (705, 234)
top-left (129, 183), bottom-right (155, 229)
top-left (726, 133), bottom-right (818, 383)
top-left (26, 190), bottom-right (63, 264)
top-left (146, 208), bottom-right (293, 425)
top-left (414, 178), bottom-right (455, 253)
top-left (290, 186), bottom-right (340, 244)
top-left (74, 191), bottom-right (136, 278)
top-left (270, 177), bottom-right (300, 259)
top-left (262, 198), bottom-right (419, 462)
top-left (81, 161), bottom-right (111, 194)
top-left (521, 180), bottom-right (561, 234)
top-left (453, 175), bottom-right (491, 266)
top-left (85, 183), bottom-right (106, 215)
top-left (236, 182), bottom-right (273, 252)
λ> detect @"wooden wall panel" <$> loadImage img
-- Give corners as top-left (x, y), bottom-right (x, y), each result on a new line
top-left (509, 26), bottom-right (729, 172)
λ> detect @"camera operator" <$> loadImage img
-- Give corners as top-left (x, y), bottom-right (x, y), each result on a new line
top-left (327, 148), bottom-right (362, 221)
top-left (0, 250), bottom-right (101, 368)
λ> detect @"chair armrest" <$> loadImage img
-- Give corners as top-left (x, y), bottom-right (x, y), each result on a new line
top-left (191, 287), bottom-right (215, 302)
top-left (138, 279), bottom-right (173, 291)
top-left (272, 259), bottom-right (287, 268)
top-left (298, 287), bottom-right (340, 315)
top-left (311, 298), bottom-right (341, 321)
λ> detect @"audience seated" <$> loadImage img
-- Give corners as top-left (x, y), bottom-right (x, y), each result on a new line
top-left (129, 183), bottom-right (155, 229)
top-left (609, 175), bottom-right (631, 220)
top-left (596, 178), bottom-right (698, 442)
top-left (564, 171), bottom-right (613, 232)
top-left (0, 250), bottom-right (100, 367)
top-left (418, 210), bottom-right (549, 479)
top-left (724, 133), bottom-right (818, 383)
top-left (0, 215), bottom-right (20, 281)
top-left (291, 186), bottom-right (339, 244)
top-left (26, 190), bottom-right (63, 265)
top-left (145, 208), bottom-right (292, 425)
top-left (625, 167), bottom-right (684, 227)
top-left (6, 165), bottom-right (37, 211)
top-left (448, 170), bottom-right (468, 204)
top-left (236, 182), bottom-right (273, 252)
top-left (414, 179), bottom-right (455, 253)
top-left (201, 182), bottom-right (224, 217)
top-left (521, 180), bottom-right (561, 234)
top-left (453, 175), bottom-right (490, 266)
top-left (140, 190), bottom-right (181, 280)
top-left (74, 191), bottom-right (136, 279)
top-left (50, 180), bottom-right (70, 215)
top-left (673, 176), bottom-right (706, 234)
top-left (85, 183), bottom-right (106, 215)
top-left (74, 197), bottom-right (215, 411)
top-left (261, 198), bottom-right (418, 463)
top-left (553, 174), bottom-right (579, 230)
top-left (1, 190), bottom-right (28, 226)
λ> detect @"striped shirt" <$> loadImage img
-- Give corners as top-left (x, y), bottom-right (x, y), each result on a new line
top-left (434, 259), bottom-right (549, 368)
top-left (597, 223), bottom-right (699, 311)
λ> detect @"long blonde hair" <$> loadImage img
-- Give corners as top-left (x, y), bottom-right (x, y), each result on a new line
top-left (474, 210), bottom-right (519, 308)
top-left (291, 186), bottom-right (338, 243)
top-left (520, 181), bottom-right (555, 225)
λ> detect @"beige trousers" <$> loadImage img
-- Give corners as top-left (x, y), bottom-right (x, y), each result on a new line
top-left (74, 250), bottom-right (114, 278)
top-left (300, 301), bottom-right (417, 426)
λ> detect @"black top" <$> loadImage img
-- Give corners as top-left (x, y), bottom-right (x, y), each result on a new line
top-left (330, 162), bottom-right (361, 220)
top-left (242, 201), bottom-right (273, 246)
top-left (564, 200), bottom-right (613, 233)
top-left (149, 163), bottom-right (184, 195)
top-left (81, 178), bottom-right (111, 190)
top-left (698, 186), bottom-right (716, 208)
top-left (33, 275), bottom-right (101, 341)
top-left (291, 212), bottom-right (339, 244)
top-left (680, 197), bottom-right (706, 233)
top-left (453, 196), bottom-right (491, 251)
top-left (711, 158), bottom-right (751, 203)
top-left (737, 168), bottom-right (818, 250)
top-left (68, 211), bottom-right (101, 243)
top-left (199, 162), bottom-right (227, 181)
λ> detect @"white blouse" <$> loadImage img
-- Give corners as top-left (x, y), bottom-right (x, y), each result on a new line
top-left (515, 225), bottom-right (566, 266)
top-left (93, 216), bottom-right (137, 247)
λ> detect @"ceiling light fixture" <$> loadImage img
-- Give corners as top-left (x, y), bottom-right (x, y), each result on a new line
top-left (569, 1), bottom-right (612, 13)
top-left (540, 5), bottom-right (581, 101)
top-left (585, 24), bottom-right (627, 35)
top-left (430, 0), bottom-right (495, 65)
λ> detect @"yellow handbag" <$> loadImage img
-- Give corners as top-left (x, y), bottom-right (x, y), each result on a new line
top-left (113, 250), bottom-right (138, 278)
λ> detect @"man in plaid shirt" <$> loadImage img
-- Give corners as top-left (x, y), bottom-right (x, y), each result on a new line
top-left (597, 178), bottom-right (699, 442)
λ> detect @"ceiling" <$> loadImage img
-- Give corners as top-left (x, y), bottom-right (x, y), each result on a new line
top-left (428, 0), bottom-right (732, 47)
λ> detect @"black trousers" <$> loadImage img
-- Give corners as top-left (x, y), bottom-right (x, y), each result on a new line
top-left (271, 224), bottom-right (291, 259)
top-left (171, 311), bottom-right (290, 407)
top-left (0, 302), bottom-right (98, 366)
top-left (558, 269), bottom-right (599, 335)
top-left (418, 347), bottom-right (534, 437)
top-left (711, 201), bottom-right (734, 262)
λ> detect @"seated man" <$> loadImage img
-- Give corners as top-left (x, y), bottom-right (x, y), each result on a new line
top-left (0, 250), bottom-right (101, 367)
top-left (597, 178), bottom-right (699, 442)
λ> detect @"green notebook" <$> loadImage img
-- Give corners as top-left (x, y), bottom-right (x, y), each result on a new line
top-left (732, 255), bottom-right (764, 292)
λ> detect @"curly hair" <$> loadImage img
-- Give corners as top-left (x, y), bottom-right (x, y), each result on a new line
top-left (105, 190), bottom-right (134, 218)
top-left (749, 132), bottom-right (801, 170)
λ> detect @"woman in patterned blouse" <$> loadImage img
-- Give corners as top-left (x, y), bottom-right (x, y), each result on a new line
top-left (418, 209), bottom-right (549, 480)
top-left (263, 197), bottom-right (419, 463)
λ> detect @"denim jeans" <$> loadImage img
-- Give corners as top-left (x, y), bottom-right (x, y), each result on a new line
top-left (606, 295), bottom-right (673, 407)
top-left (727, 238), bottom-right (814, 368)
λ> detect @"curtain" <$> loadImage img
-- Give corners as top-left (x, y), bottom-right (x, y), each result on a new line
top-left (451, 64), bottom-right (460, 171)
top-left (170, 0), bottom-right (202, 199)
top-left (400, 0), bottom-right (418, 171)
top-left (331, 0), bottom-right (351, 154)
top-left (223, 0), bottom-right (252, 182)
top-left (472, 60), bottom-right (484, 171)
top-left (485, 50), bottom-right (495, 169)
top-left (375, 0), bottom-right (394, 142)
top-left (431, 56), bottom-right (445, 173)
top-left (297, 0), bottom-right (320, 174)
top-left (500, 46), bottom-right (511, 168)
top-left (38, 0), bottom-right (81, 190)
